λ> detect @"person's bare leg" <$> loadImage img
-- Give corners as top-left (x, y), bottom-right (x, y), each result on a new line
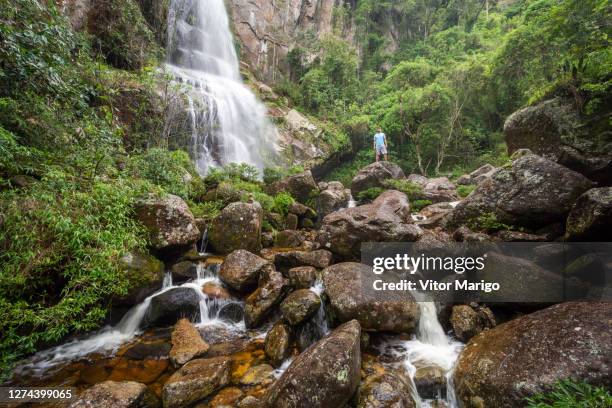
top-left (375, 152), bottom-right (379, 162)
top-left (384, 154), bottom-right (388, 161)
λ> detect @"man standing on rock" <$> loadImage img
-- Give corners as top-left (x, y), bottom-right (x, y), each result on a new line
top-left (373, 127), bottom-right (388, 162)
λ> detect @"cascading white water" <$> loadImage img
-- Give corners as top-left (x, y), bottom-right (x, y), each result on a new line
top-left (347, 194), bottom-right (357, 208)
top-left (166, 0), bottom-right (277, 174)
top-left (13, 262), bottom-right (246, 378)
top-left (378, 295), bottom-right (463, 408)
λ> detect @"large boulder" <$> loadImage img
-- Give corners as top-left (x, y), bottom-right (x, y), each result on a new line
top-left (209, 201), bottom-right (263, 254)
top-left (274, 249), bottom-right (333, 271)
top-left (267, 170), bottom-right (319, 204)
top-left (162, 357), bottom-right (231, 408)
top-left (446, 154), bottom-right (594, 229)
top-left (323, 263), bottom-right (420, 333)
top-left (317, 190), bottom-right (423, 260)
top-left (280, 289), bottom-right (321, 326)
top-left (454, 302), bottom-right (612, 407)
top-left (115, 252), bottom-right (164, 306)
top-left (169, 318), bottom-right (209, 367)
top-left (504, 97), bottom-right (612, 184)
top-left (263, 320), bottom-right (362, 408)
top-left (134, 194), bottom-right (200, 251)
top-left (265, 321), bottom-right (291, 367)
top-left (144, 287), bottom-right (201, 327)
top-left (244, 267), bottom-right (289, 328)
top-left (317, 181), bottom-right (351, 218)
top-left (219, 250), bottom-right (272, 292)
top-left (351, 161), bottom-right (406, 197)
top-left (565, 187), bottom-right (612, 241)
top-left (69, 381), bottom-right (160, 408)
top-left (408, 175), bottom-right (459, 203)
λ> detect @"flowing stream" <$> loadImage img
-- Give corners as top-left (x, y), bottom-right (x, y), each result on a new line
top-left (379, 296), bottom-right (464, 407)
top-left (165, 0), bottom-right (277, 174)
top-left (11, 261), bottom-right (247, 379)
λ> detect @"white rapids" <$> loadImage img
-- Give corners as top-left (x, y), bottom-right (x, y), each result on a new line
top-left (165, 0), bottom-right (277, 174)
top-left (378, 296), bottom-right (464, 407)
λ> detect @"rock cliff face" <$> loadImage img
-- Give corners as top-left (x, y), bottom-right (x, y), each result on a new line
top-left (228, 0), bottom-right (348, 82)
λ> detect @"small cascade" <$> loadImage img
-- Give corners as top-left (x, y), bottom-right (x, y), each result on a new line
top-left (273, 357), bottom-right (293, 379)
top-left (162, 271), bottom-right (173, 289)
top-left (347, 194), bottom-right (357, 208)
top-left (13, 260), bottom-right (246, 377)
top-left (378, 295), bottom-right (463, 408)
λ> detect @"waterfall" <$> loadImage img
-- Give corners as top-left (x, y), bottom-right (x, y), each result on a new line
top-left (165, 0), bottom-right (277, 174)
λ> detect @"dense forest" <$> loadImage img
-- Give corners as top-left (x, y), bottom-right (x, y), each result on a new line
top-left (0, 0), bottom-right (611, 406)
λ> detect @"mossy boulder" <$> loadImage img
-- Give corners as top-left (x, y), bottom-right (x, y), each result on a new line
top-left (446, 154), bottom-right (594, 229)
top-left (351, 161), bottom-right (406, 198)
top-left (323, 263), bottom-right (420, 333)
top-left (116, 251), bottom-right (164, 306)
top-left (162, 357), bottom-right (231, 408)
top-left (244, 267), bottom-right (289, 328)
top-left (134, 194), bottom-right (200, 252)
top-left (565, 187), bottom-right (612, 241)
top-left (266, 170), bottom-right (319, 204)
top-left (219, 249), bottom-right (271, 293)
top-left (263, 320), bottom-right (362, 408)
top-left (69, 380), bottom-right (160, 408)
top-left (317, 190), bottom-right (422, 260)
top-left (265, 321), bottom-right (291, 367)
top-left (209, 201), bottom-right (263, 254)
top-left (280, 289), bottom-right (321, 326)
top-left (454, 302), bottom-right (612, 407)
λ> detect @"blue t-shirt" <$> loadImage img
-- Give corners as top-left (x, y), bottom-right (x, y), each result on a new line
top-left (374, 132), bottom-right (386, 147)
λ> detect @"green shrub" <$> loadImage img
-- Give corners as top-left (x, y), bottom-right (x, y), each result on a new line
top-left (127, 148), bottom-right (200, 200)
top-left (457, 184), bottom-right (476, 198)
top-left (204, 162), bottom-right (260, 185)
top-left (526, 379), bottom-right (612, 408)
top-left (189, 200), bottom-right (224, 222)
top-left (87, 0), bottom-right (158, 70)
top-left (263, 164), bottom-right (304, 184)
top-left (272, 192), bottom-right (295, 216)
top-left (382, 179), bottom-right (423, 200)
top-left (0, 170), bottom-right (151, 378)
top-left (357, 187), bottom-right (385, 202)
top-left (468, 212), bottom-right (514, 232)
top-left (412, 199), bottom-right (432, 211)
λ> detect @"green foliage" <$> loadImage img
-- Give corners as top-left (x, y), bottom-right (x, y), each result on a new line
top-left (87, 0), bottom-right (158, 70)
top-left (271, 192), bottom-right (295, 216)
top-left (189, 200), bottom-right (224, 222)
top-left (127, 148), bottom-right (202, 200)
top-left (325, 149), bottom-right (376, 187)
top-left (357, 187), bottom-right (385, 202)
top-left (526, 379), bottom-right (612, 408)
top-left (382, 179), bottom-right (423, 201)
top-left (492, 0), bottom-right (612, 115)
top-left (204, 163), bottom-right (260, 185)
top-left (0, 170), bottom-right (150, 377)
top-left (469, 211), bottom-right (514, 232)
top-left (457, 184), bottom-right (476, 198)
top-left (411, 199), bottom-right (432, 212)
top-left (263, 164), bottom-right (305, 184)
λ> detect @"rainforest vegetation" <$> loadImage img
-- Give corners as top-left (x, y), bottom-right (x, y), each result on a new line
top-left (0, 0), bottom-right (610, 401)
